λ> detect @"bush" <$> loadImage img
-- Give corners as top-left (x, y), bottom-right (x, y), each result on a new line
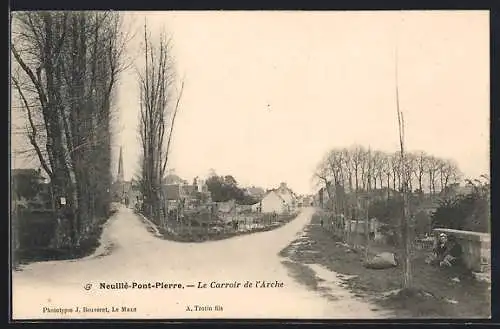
top-left (431, 192), bottom-right (489, 233)
top-left (14, 207), bottom-right (112, 264)
top-left (17, 209), bottom-right (57, 249)
top-left (368, 198), bottom-right (403, 225)
top-left (413, 211), bottom-right (432, 236)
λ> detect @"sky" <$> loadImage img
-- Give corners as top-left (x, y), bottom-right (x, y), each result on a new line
top-left (11, 11), bottom-right (490, 195)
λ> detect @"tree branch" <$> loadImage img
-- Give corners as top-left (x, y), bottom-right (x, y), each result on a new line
top-left (12, 76), bottom-right (53, 178)
top-left (161, 79), bottom-right (184, 176)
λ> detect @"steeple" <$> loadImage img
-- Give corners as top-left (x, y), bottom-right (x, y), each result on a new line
top-left (117, 146), bottom-right (124, 182)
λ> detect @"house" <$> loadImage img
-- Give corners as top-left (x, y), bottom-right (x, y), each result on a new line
top-left (163, 184), bottom-right (181, 199)
top-left (162, 184), bottom-right (192, 210)
top-left (261, 182), bottom-right (297, 214)
top-left (181, 184), bottom-right (197, 198)
top-left (302, 195), bottom-right (313, 207)
top-left (276, 182), bottom-right (296, 206)
top-left (196, 179), bottom-right (209, 194)
top-left (250, 202), bottom-right (262, 213)
top-left (261, 190), bottom-right (287, 214)
top-left (296, 195), bottom-right (304, 207)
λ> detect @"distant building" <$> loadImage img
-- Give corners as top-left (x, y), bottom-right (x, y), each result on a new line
top-left (300, 195), bottom-right (314, 207)
top-left (111, 146), bottom-right (141, 206)
top-left (162, 179), bottom-right (211, 211)
top-left (261, 182), bottom-right (297, 214)
top-left (261, 191), bottom-right (287, 214)
top-left (163, 171), bottom-right (184, 185)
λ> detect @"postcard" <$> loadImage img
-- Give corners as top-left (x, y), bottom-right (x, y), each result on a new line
top-left (10, 10), bottom-right (491, 320)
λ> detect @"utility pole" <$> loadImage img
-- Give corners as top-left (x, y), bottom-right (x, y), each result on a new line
top-left (395, 41), bottom-right (412, 289)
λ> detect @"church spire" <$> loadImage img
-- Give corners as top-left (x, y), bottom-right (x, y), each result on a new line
top-left (117, 146), bottom-right (124, 182)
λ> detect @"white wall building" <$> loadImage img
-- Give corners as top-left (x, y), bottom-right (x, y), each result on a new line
top-left (261, 191), bottom-right (287, 214)
top-left (261, 182), bottom-right (297, 214)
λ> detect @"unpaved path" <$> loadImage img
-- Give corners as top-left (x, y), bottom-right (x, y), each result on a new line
top-left (12, 206), bottom-right (390, 319)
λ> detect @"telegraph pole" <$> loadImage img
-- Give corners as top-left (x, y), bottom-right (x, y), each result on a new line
top-left (395, 37), bottom-right (412, 289)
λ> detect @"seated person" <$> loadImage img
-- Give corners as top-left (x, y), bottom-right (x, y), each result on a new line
top-left (440, 235), bottom-right (463, 267)
top-left (427, 233), bottom-right (448, 265)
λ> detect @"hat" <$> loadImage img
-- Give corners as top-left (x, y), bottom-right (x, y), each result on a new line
top-left (439, 233), bottom-right (447, 238)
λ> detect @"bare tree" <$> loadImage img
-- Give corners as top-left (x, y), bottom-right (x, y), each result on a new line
top-left (138, 20), bottom-right (184, 225)
top-left (426, 155), bottom-right (440, 196)
top-left (350, 145), bottom-right (367, 248)
top-left (389, 152), bottom-right (401, 192)
top-left (414, 151), bottom-right (428, 195)
top-left (351, 145), bottom-right (364, 194)
top-left (327, 149), bottom-right (346, 212)
top-left (11, 12), bottom-right (127, 248)
top-left (364, 147), bottom-right (373, 261)
top-left (438, 158), bottom-right (461, 193)
top-left (371, 150), bottom-right (384, 190)
top-left (404, 152), bottom-right (417, 193)
top-left (314, 154), bottom-right (333, 208)
top-left (380, 153), bottom-right (392, 199)
top-left (313, 141), bottom-right (463, 264)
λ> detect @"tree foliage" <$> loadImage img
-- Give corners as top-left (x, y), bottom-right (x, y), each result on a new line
top-left (368, 198), bottom-right (404, 225)
top-left (206, 175), bottom-right (257, 205)
top-left (431, 176), bottom-right (490, 233)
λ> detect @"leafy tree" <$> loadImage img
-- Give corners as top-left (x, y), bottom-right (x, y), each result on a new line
top-left (206, 175), bottom-right (257, 204)
top-left (368, 198), bottom-right (403, 226)
top-left (412, 210), bottom-right (432, 235)
top-left (223, 175), bottom-right (238, 187)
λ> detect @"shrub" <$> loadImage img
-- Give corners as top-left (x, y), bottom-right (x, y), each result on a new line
top-left (431, 191), bottom-right (489, 233)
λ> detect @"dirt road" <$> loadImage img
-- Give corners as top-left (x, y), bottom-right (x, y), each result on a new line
top-left (12, 206), bottom-right (390, 319)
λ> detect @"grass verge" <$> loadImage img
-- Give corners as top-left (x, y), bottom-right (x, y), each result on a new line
top-left (13, 206), bottom-right (118, 268)
top-left (139, 211), bottom-right (299, 243)
top-left (280, 210), bottom-right (490, 318)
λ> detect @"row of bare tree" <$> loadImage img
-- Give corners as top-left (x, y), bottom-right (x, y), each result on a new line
top-left (314, 145), bottom-right (462, 203)
top-left (11, 12), bottom-right (128, 248)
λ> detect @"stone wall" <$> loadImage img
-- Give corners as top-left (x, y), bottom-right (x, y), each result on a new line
top-left (433, 228), bottom-right (490, 272)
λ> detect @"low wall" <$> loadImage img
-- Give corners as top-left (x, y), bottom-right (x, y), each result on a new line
top-left (433, 228), bottom-right (490, 272)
